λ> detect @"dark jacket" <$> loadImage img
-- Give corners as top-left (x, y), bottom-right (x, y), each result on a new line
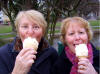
top-left (0, 38), bottom-right (58, 74)
top-left (52, 43), bottom-right (99, 74)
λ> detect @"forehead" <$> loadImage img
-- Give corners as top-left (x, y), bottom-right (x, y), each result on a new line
top-left (19, 16), bottom-right (39, 25)
top-left (65, 20), bottom-right (85, 32)
top-left (67, 20), bottom-right (84, 28)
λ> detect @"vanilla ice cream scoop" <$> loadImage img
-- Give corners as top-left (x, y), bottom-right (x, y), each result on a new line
top-left (23, 37), bottom-right (39, 51)
top-left (75, 44), bottom-right (88, 58)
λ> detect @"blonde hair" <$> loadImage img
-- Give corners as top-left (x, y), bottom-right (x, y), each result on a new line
top-left (15, 10), bottom-right (47, 35)
top-left (60, 17), bottom-right (93, 45)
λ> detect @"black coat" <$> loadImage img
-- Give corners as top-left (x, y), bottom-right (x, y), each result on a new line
top-left (0, 38), bottom-right (58, 74)
top-left (52, 43), bottom-right (99, 74)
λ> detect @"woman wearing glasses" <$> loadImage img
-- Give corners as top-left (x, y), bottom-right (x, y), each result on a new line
top-left (0, 10), bottom-right (58, 74)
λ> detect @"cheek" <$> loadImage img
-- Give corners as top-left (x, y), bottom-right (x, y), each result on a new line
top-left (65, 35), bottom-right (75, 53)
top-left (36, 31), bottom-right (43, 38)
top-left (37, 29), bottom-right (43, 36)
top-left (83, 34), bottom-right (88, 43)
top-left (65, 35), bottom-right (73, 45)
top-left (35, 30), bottom-right (43, 42)
top-left (18, 28), bottom-right (26, 42)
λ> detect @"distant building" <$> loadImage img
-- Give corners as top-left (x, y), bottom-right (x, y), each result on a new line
top-left (77, 0), bottom-right (99, 20)
top-left (0, 10), bottom-right (10, 25)
top-left (87, 0), bottom-right (99, 20)
top-left (0, 11), bottom-right (3, 24)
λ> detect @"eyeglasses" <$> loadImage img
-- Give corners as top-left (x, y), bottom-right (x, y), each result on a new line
top-left (19, 24), bottom-right (41, 31)
top-left (32, 25), bottom-right (40, 30)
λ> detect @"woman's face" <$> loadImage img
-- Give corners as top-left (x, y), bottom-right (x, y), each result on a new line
top-left (18, 16), bottom-right (43, 43)
top-left (65, 21), bottom-right (88, 53)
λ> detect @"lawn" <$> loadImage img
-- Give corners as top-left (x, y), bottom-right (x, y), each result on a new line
top-left (0, 25), bottom-right (12, 33)
top-left (53, 20), bottom-right (100, 33)
top-left (0, 25), bottom-right (16, 39)
top-left (0, 34), bottom-right (16, 39)
top-left (0, 25), bottom-right (15, 46)
top-left (56, 20), bottom-right (100, 27)
top-left (89, 20), bottom-right (100, 26)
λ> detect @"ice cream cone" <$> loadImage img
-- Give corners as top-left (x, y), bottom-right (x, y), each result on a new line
top-left (23, 37), bottom-right (39, 51)
top-left (75, 44), bottom-right (88, 59)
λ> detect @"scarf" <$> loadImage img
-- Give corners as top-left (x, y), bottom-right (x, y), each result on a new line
top-left (65, 43), bottom-right (93, 74)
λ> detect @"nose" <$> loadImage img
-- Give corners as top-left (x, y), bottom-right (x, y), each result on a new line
top-left (75, 33), bottom-right (80, 40)
top-left (27, 27), bottom-right (34, 37)
top-left (74, 33), bottom-right (82, 44)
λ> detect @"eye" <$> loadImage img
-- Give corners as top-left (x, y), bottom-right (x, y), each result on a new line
top-left (68, 32), bottom-right (74, 35)
top-left (22, 25), bottom-right (28, 28)
top-left (33, 25), bottom-right (40, 30)
top-left (79, 31), bottom-right (84, 34)
top-left (20, 25), bottom-right (28, 29)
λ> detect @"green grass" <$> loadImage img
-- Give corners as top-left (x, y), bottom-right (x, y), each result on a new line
top-left (0, 34), bottom-right (15, 39)
top-left (89, 20), bottom-right (100, 26)
top-left (89, 20), bottom-right (100, 29)
top-left (48, 20), bottom-right (100, 34)
top-left (56, 22), bottom-right (61, 26)
top-left (0, 25), bottom-right (12, 33)
top-left (96, 47), bottom-right (100, 50)
top-left (56, 20), bottom-right (100, 26)
top-left (56, 20), bottom-right (100, 29)
top-left (48, 30), bottom-right (60, 34)
top-left (0, 25), bottom-right (16, 39)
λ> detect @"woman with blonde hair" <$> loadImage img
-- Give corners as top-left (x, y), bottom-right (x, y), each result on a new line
top-left (52, 17), bottom-right (99, 74)
top-left (0, 10), bottom-right (58, 74)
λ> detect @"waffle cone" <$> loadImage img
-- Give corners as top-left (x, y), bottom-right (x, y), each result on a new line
top-left (78, 56), bottom-right (88, 59)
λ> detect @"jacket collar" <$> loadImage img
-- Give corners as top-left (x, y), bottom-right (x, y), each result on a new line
top-left (30, 46), bottom-right (53, 74)
top-left (60, 47), bottom-right (72, 62)
top-left (35, 47), bottom-right (52, 66)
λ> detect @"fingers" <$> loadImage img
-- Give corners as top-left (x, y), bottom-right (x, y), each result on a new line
top-left (78, 58), bottom-right (93, 74)
top-left (23, 54), bottom-right (36, 62)
top-left (78, 58), bottom-right (90, 66)
top-left (79, 58), bottom-right (89, 63)
top-left (14, 48), bottom-right (37, 74)
top-left (78, 63), bottom-right (87, 74)
top-left (22, 49), bottom-right (37, 60)
top-left (16, 48), bottom-right (37, 65)
top-left (78, 69), bottom-right (86, 74)
top-left (78, 64), bottom-right (87, 70)
top-left (18, 48), bottom-right (37, 57)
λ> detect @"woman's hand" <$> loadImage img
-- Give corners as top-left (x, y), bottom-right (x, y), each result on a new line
top-left (12, 48), bottom-right (37, 74)
top-left (78, 58), bottom-right (98, 74)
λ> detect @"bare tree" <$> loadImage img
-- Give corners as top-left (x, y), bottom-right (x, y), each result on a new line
top-left (1, 0), bottom-right (38, 32)
top-left (1, 0), bottom-right (90, 45)
top-left (38, 0), bottom-right (82, 44)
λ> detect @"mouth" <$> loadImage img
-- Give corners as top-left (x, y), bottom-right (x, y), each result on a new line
top-left (73, 44), bottom-right (81, 47)
top-left (73, 43), bottom-right (86, 47)
top-left (73, 44), bottom-right (78, 46)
